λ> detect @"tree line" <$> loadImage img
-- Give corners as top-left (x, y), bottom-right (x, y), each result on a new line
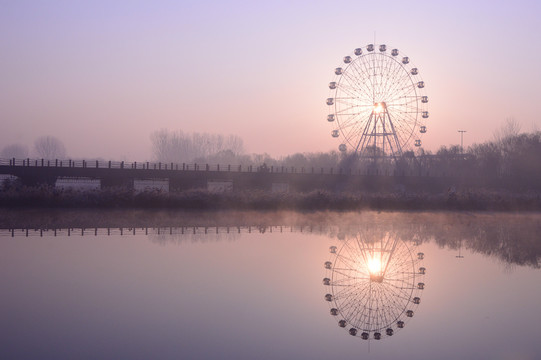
top-left (1, 136), bottom-right (67, 160)
top-left (6, 122), bottom-right (541, 190)
top-left (150, 124), bottom-right (541, 189)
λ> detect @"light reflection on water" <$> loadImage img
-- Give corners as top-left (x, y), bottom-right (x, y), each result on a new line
top-left (0, 211), bottom-right (540, 360)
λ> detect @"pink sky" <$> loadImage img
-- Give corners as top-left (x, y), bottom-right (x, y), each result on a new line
top-left (1, 0), bottom-right (541, 160)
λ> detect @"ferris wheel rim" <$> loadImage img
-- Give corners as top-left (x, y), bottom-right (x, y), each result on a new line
top-left (327, 43), bottom-right (428, 156)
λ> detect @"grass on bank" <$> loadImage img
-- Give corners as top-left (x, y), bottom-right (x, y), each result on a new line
top-left (2, 180), bottom-right (541, 211)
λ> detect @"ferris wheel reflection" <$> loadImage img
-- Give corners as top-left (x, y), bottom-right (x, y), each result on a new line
top-left (323, 231), bottom-right (426, 340)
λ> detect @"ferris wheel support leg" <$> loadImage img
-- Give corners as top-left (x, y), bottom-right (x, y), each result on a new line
top-left (385, 111), bottom-right (402, 157)
top-left (356, 112), bottom-right (374, 154)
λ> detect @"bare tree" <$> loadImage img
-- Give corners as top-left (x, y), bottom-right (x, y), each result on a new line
top-left (494, 117), bottom-right (521, 143)
top-left (224, 134), bottom-right (244, 155)
top-left (150, 129), bottom-right (173, 162)
top-left (1, 144), bottom-right (29, 158)
top-left (33, 136), bottom-right (67, 159)
top-left (150, 130), bottom-right (245, 163)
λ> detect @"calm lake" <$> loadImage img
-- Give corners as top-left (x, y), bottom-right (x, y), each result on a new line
top-left (1, 210), bottom-right (540, 360)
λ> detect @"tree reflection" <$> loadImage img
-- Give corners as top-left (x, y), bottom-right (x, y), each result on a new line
top-left (1, 210), bottom-right (540, 268)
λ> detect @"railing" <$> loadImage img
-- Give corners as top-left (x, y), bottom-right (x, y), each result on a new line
top-left (0, 225), bottom-right (331, 238)
top-left (0, 157), bottom-right (440, 177)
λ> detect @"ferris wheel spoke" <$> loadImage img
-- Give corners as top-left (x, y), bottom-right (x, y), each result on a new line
top-left (385, 86), bottom-right (416, 106)
top-left (335, 111), bottom-right (367, 132)
top-left (377, 55), bottom-right (395, 99)
top-left (332, 264), bottom-right (366, 277)
top-left (332, 277), bottom-right (371, 286)
top-left (337, 74), bottom-right (367, 98)
top-left (335, 85), bottom-right (364, 100)
top-left (335, 98), bottom-right (363, 107)
top-left (337, 115), bottom-right (365, 140)
top-left (332, 267), bottom-right (365, 280)
top-left (335, 281), bottom-right (371, 306)
top-left (338, 119), bottom-right (368, 133)
top-left (383, 282), bottom-right (416, 299)
top-left (333, 283), bottom-right (370, 301)
top-left (358, 56), bottom-right (377, 101)
top-left (335, 104), bottom-right (369, 115)
top-left (385, 84), bottom-right (416, 106)
top-left (374, 288), bottom-right (398, 327)
top-left (384, 70), bottom-right (415, 94)
top-left (339, 110), bottom-right (369, 126)
top-left (334, 98), bottom-right (365, 110)
top-left (381, 62), bottom-right (409, 99)
top-left (386, 87), bottom-right (418, 106)
top-left (337, 84), bottom-right (374, 104)
top-left (340, 69), bottom-right (375, 102)
top-left (339, 287), bottom-right (372, 321)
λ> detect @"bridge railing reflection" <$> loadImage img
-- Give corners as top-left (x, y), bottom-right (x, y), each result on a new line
top-left (0, 225), bottom-right (330, 238)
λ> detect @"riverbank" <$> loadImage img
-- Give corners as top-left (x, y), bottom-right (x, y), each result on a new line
top-left (2, 185), bottom-right (541, 211)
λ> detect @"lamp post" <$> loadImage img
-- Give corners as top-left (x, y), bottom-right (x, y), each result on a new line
top-left (458, 130), bottom-right (467, 154)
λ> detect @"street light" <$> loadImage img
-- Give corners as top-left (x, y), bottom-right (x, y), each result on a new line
top-left (458, 130), bottom-right (467, 154)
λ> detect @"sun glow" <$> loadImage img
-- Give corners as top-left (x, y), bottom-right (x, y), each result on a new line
top-left (367, 256), bottom-right (382, 275)
top-left (373, 102), bottom-right (385, 114)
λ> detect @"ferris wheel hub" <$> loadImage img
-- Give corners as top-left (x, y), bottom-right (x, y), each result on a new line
top-left (369, 274), bottom-right (384, 282)
top-left (373, 102), bottom-right (387, 114)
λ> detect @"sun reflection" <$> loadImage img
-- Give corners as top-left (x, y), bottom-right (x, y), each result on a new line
top-left (367, 256), bottom-right (382, 274)
top-left (324, 231), bottom-right (426, 340)
top-left (367, 254), bottom-right (384, 282)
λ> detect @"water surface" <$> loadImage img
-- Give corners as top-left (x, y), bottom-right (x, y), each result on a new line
top-left (1, 211), bottom-right (540, 359)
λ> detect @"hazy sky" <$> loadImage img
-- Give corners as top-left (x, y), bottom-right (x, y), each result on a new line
top-left (2, 0), bottom-right (541, 160)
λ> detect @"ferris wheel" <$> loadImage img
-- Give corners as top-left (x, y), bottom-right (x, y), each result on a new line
top-left (323, 231), bottom-right (426, 340)
top-left (326, 44), bottom-right (428, 157)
